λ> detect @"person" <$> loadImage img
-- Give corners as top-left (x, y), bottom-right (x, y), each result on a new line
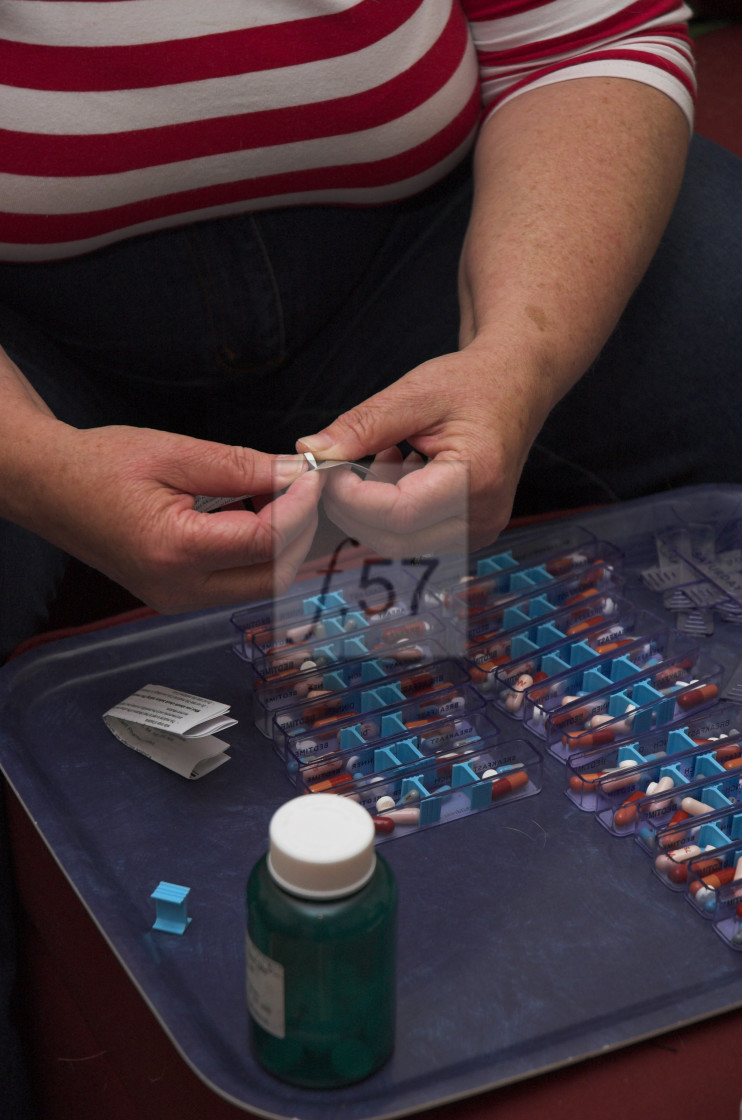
top-left (1, 2), bottom-right (742, 1113)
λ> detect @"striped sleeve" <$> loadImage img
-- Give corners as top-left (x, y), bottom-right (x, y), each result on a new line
top-left (462, 1), bottom-right (696, 127)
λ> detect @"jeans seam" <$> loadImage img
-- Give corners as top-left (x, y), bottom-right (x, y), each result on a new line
top-left (182, 228), bottom-right (236, 372)
top-left (249, 213), bottom-right (286, 367)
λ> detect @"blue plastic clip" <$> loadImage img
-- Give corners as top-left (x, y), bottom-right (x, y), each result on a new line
top-left (151, 882), bottom-right (192, 935)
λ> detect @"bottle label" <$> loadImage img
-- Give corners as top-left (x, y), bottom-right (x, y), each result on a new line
top-left (246, 933), bottom-right (285, 1038)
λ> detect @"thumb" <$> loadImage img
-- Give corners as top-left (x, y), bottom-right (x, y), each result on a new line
top-left (296, 379), bottom-right (442, 462)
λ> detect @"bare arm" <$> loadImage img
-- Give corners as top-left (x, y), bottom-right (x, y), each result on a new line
top-left (300, 77), bottom-right (690, 552)
top-left (0, 346), bottom-right (319, 610)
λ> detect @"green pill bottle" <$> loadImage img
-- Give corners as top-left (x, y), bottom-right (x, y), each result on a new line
top-left (246, 793), bottom-right (397, 1088)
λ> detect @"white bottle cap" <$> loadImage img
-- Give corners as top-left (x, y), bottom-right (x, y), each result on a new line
top-left (267, 794), bottom-right (376, 900)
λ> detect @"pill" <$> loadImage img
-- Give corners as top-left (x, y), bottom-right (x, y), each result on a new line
top-left (566, 613), bottom-right (606, 636)
top-left (482, 768), bottom-right (498, 779)
top-left (600, 762), bottom-right (640, 792)
top-left (715, 742), bottom-right (742, 763)
top-left (303, 758), bottom-right (345, 781)
top-left (505, 675), bottom-right (533, 712)
top-left (381, 620), bottom-right (431, 644)
top-left (372, 815), bottom-right (395, 834)
top-left (677, 683), bottom-right (719, 709)
top-left (568, 771), bottom-right (605, 793)
top-left (592, 638), bottom-right (635, 655)
top-left (654, 844), bottom-right (702, 873)
top-left (400, 788), bottom-right (421, 805)
top-left (658, 809), bottom-right (691, 842)
top-left (386, 807), bottom-right (421, 824)
top-left (723, 756), bottom-right (742, 770)
top-left (680, 796), bottom-right (711, 817)
top-left (614, 790), bottom-right (645, 828)
top-left (491, 769), bottom-right (529, 800)
top-left (655, 663), bottom-right (693, 689)
top-left (564, 726), bottom-right (615, 750)
top-left (286, 621), bottom-right (320, 644)
top-left (308, 772), bottom-right (355, 793)
top-left (688, 861), bottom-right (725, 895)
top-left (293, 738), bottom-right (319, 758)
top-left (645, 775), bottom-right (675, 807)
top-left (376, 795), bottom-right (396, 812)
top-left (700, 866), bottom-right (736, 891)
top-left (565, 588), bottom-right (600, 607)
top-left (390, 645), bottom-right (426, 664)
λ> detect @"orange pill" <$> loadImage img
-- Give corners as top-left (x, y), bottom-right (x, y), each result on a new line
top-left (563, 726), bottom-right (615, 750)
top-left (700, 866), bottom-right (736, 891)
top-left (490, 769), bottom-right (529, 800)
top-left (677, 683), bottom-right (719, 710)
top-left (715, 742), bottom-right (742, 763)
top-left (308, 772), bottom-right (354, 793)
top-left (614, 790), bottom-right (645, 828)
top-left (688, 859), bottom-right (724, 894)
top-left (568, 771), bottom-right (605, 793)
top-left (566, 614), bottom-right (605, 636)
top-left (723, 756), bottom-right (742, 770)
top-left (400, 672), bottom-right (436, 696)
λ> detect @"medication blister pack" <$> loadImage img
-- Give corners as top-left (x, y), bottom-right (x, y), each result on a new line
top-left (231, 506), bottom-right (742, 946)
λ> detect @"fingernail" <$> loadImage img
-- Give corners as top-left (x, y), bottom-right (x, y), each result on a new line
top-left (272, 455), bottom-right (306, 486)
top-left (297, 432), bottom-right (333, 453)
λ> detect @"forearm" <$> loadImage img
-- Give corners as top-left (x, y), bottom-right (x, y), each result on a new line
top-left (459, 77), bottom-right (690, 437)
top-left (0, 345), bottom-right (68, 526)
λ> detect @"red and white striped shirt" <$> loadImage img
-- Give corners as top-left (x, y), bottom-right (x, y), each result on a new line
top-left (0, 1), bottom-right (695, 261)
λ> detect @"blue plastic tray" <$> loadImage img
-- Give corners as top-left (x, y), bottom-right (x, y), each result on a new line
top-left (3, 485), bottom-right (742, 1119)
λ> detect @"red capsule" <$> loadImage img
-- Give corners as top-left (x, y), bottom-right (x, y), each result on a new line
top-left (562, 726), bottom-right (615, 750)
top-left (380, 620), bottom-right (430, 644)
top-left (566, 613), bottom-right (605, 636)
top-left (490, 769), bottom-right (529, 800)
top-left (658, 809), bottom-right (691, 848)
top-left (568, 771), bottom-right (606, 793)
top-left (715, 742), bottom-right (742, 763)
top-left (677, 683), bottom-right (719, 710)
top-left (372, 815), bottom-right (395, 834)
top-left (308, 772), bottom-right (354, 793)
top-left (688, 859), bottom-right (724, 894)
top-left (613, 790), bottom-right (645, 828)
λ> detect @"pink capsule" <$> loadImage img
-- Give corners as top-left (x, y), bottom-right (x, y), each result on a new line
top-left (680, 796), bottom-right (712, 817)
top-left (385, 807), bottom-right (421, 825)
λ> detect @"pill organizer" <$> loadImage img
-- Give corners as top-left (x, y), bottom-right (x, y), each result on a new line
top-left (523, 646), bottom-right (722, 753)
top-left (462, 589), bottom-right (631, 688)
top-left (277, 681), bottom-right (487, 772)
top-left (247, 609), bottom-right (446, 680)
top-left (231, 555), bottom-right (430, 661)
top-left (427, 522), bottom-right (599, 611)
top-left (564, 700), bottom-right (742, 814)
top-left (687, 843), bottom-right (742, 949)
top-left (251, 634), bottom-right (453, 737)
top-left (292, 709), bottom-right (501, 789)
top-left (485, 603), bottom-right (671, 715)
top-left (345, 736), bottom-right (542, 843)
